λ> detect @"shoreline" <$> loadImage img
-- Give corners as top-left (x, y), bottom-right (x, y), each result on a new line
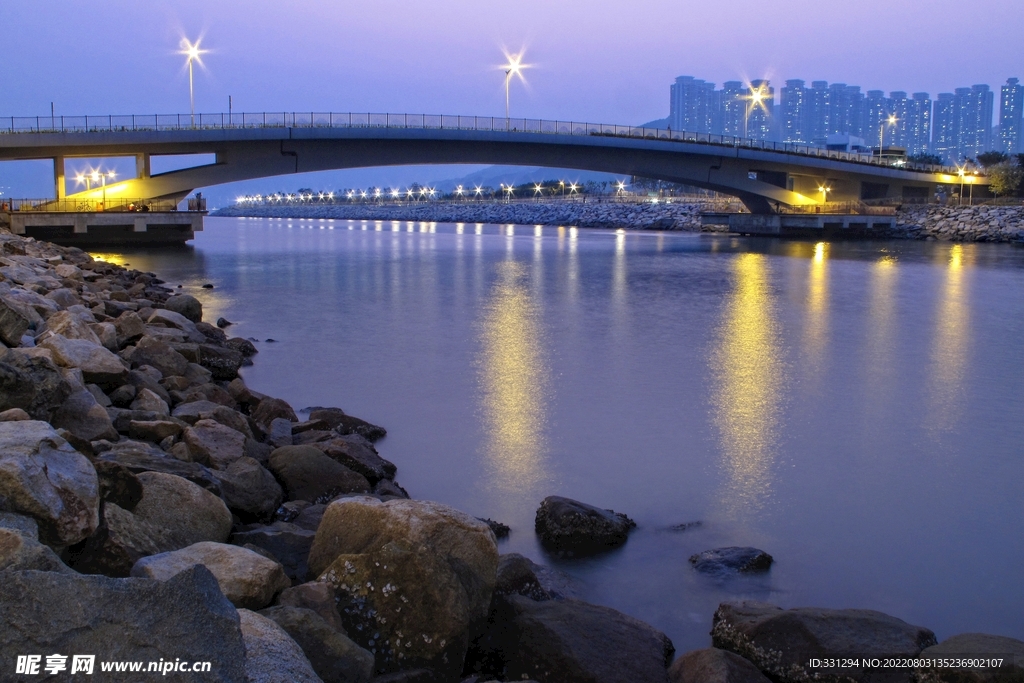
top-left (1, 226), bottom-right (1022, 682)
top-left (214, 200), bottom-right (1024, 243)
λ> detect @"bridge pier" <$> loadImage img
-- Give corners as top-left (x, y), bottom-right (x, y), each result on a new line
top-left (3, 210), bottom-right (202, 246)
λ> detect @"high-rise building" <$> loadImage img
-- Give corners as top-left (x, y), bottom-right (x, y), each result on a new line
top-left (780, 79), bottom-right (809, 142)
top-left (906, 93), bottom-right (932, 156)
top-left (746, 79), bottom-right (775, 140)
top-left (807, 81), bottom-right (830, 145)
top-left (719, 81), bottom-right (746, 137)
top-left (669, 76), bottom-right (716, 133)
top-left (932, 93), bottom-right (958, 162)
top-left (864, 90), bottom-right (888, 149)
top-left (999, 77), bottom-right (1023, 154)
top-left (959, 85), bottom-right (995, 160)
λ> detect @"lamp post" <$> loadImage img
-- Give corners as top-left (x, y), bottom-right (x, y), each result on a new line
top-left (743, 84), bottom-right (767, 139)
top-left (179, 38), bottom-right (208, 128)
top-left (879, 114), bottom-right (897, 157)
top-left (91, 170), bottom-right (115, 209)
top-left (501, 52), bottom-right (526, 124)
top-left (818, 184), bottom-right (831, 206)
top-left (957, 166), bottom-right (966, 206)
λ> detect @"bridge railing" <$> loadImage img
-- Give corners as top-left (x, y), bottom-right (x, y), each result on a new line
top-left (0, 112), bottom-right (964, 176)
top-left (1, 197), bottom-right (197, 213)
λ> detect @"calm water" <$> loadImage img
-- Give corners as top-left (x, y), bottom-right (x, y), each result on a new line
top-left (102, 216), bottom-right (1024, 653)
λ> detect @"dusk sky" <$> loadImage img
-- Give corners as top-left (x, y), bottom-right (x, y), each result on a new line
top-left (2, 0), bottom-right (1022, 200)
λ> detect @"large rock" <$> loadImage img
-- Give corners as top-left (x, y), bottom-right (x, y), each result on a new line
top-left (66, 501), bottom-right (168, 576)
top-left (309, 407), bottom-right (387, 442)
top-left (232, 521), bottom-right (315, 583)
top-left (239, 608), bottom-right (324, 683)
top-left (0, 420), bottom-right (99, 546)
top-left (268, 445), bottom-right (371, 502)
top-left (131, 471), bottom-right (232, 548)
top-left (113, 310), bottom-right (146, 346)
top-left (0, 526), bottom-right (74, 573)
top-left (217, 456), bottom-right (283, 522)
top-left (689, 547), bottom-right (773, 575)
top-left (172, 399), bottom-right (228, 424)
top-left (0, 348), bottom-right (72, 420)
top-left (129, 335), bottom-right (190, 377)
top-left (39, 334), bottom-right (129, 387)
top-left (164, 294), bottom-right (204, 323)
top-left (276, 581), bottom-right (346, 632)
top-left (534, 496), bottom-right (636, 555)
top-left (96, 441), bottom-right (222, 494)
top-left (916, 633), bottom-right (1024, 682)
top-left (0, 566), bottom-right (248, 682)
top-left (185, 418), bottom-right (247, 469)
top-left (313, 435), bottom-right (397, 484)
top-left (52, 388), bottom-right (119, 442)
top-left (501, 595), bottom-right (675, 683)
top-left (711, 601), bottom-right (937, 683)
top-left (132, 541), bottom-right (290, 610)
top-left (43, 309), bottom-right (102, 345)
top-left (253, 397), bottom-right (298, 429)
top-left (310, 497), bottom-right (499, 678)
top-left (131, 386), bottom-right (170, 415)
top-left (199, 344), bottom-right (244, 381)
top-left (0, 296), bottom-right (31, 345)
top-left (260, 605), bottom-right (375, 683)
top-left (668, 648), bottom-right (771, 683)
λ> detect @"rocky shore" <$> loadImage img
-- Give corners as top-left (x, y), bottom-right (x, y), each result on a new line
top-left (215, 200), bottom-right (1024, 243)
top-left (1, 225), bottom-right (1022, 683)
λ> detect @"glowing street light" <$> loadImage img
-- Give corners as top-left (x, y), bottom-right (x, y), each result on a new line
top-left (879, 114), bottom-right (898, 156)
top-left (818, 184), bottom-right (831, 205)
top-left (743, 83), bottom-right (769, 139)
top-left (534, 183), bottom-right (544, 197)
top-left (616, 180), bottom-right (627, 196)
top-left (474, 185), bottom-right (483, 197)
top-left (501, 51), bottom-right (528, 121)
top-left (179, 38), bottom-right (209, 128)
top-left (89, 169), bottom-right (116, 208)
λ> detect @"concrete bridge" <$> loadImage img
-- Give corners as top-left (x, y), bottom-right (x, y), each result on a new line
top-left (0, 112), bottom-right (984, 215)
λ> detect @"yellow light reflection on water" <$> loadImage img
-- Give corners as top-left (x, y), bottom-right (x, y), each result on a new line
top-left (478, 261), bottom-right (549, 492)
top-left (927, 244), bottom-right (969, 434)
top-left (711, 253), bottom-right (784, 515)
top-left (88, 252), bottom-right (130, 267)
top-left (803, 241), bottom-right (829, 371)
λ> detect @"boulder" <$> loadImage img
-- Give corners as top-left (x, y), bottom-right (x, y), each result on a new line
top-left (501, 595), bottom-right (675, 683)
top-left (668, 648), bottom-right (771, 683)
top-left (689, 547), bottom-right (773, 575)
top-left (0, 420), bottom-right (99, 546)
top-left (216, 456), bottom-right (283, 521)
top-left (0, 408), bottom-right (31, 421)
top-left (128, 419), bottom-right (183, 442)
top-left (43, 309), bottom-right (102, 344)
top-left (269, 445), bottom-right (371, 502)
top-left (253, 397), bottom-right (298, 429)
top-left (374, 479), bottom-right (409, 499)
top-left (148, 307), bottom-right (202, 336)
top-left (132, 541), bottom-right (289, 610)
top-left (916, 633), bottom-right (1024, 682)
top-left (494, 553), bottom-right (554, 601)
top-left (131, 387), bottom-right (170, 415)
top-left (711, 601), bottom-right (937, 683)
top-left (239, 608), bottom-right (324, 683)
top-left (0, 566), bottom-right (248, 682)
top-left (39, 334), bottom-right (128, 387)
top-left (310, 497), bottom-right (499, 678)
top-left (226, 336), bottom-right (258, 357)
top-left (113, 310), bottom-right (146, 345)
top-left (534, 496), bottom-right (636, 555)
top-left (132, 471), bottom-right (231, 547)
top-left (108, 383), bottom-right (136, 407)
top-left (276, 581), bottom-right (346, 632)
top-left (184, 418), bottom-right (246, 469)
top-left (314, 435), bottom-right (397, 484)
top-left (52, 387), bottom-right (119, 442)
top-left (270, 417), bottom-right (294, 447)
top-left (293, 503), bottom-right (327, 531)
top-left (164, 294), bottom-right (203, 323)
top-left (128, 335), bottom-right (190, 377)
top-left (46, 287), bottom-right (81, 308)
top-left (309, 407), bottom-right (387, 442)
top-left (0, 348), bottom-right (72, 420)
top-left (172, 399), bottom-right (225, 424)
top-left (96, 442), bottom-right (222, 494)
top-left (259, 605), bottom-right (375, 683)
top-left (0, 526), bottom-right (74, 572)
top-left (199, 344), bottom-right (243, 381)
top-left (232, 521), bottom-right (315, 584)
top-left (0, 295), bottom-right (30, 345)
top-left (92, 321), bottom-right (118, 350)
top-left (93, 460), bottom-right (144, 510)
top-left (66, 501), bottom-right (168, 576)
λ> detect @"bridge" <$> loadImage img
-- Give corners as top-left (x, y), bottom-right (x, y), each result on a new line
top-left (0, 112), bottom-right (984, 219)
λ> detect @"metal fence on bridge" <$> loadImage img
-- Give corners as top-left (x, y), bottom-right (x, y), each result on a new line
top-left (1, 197), bottom-right (202, 213)
top-left (0, 112), bottom-right (965, 177)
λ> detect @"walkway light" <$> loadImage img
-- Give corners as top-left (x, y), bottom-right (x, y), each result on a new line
top-left (501, 50), bottom-right (529, 121)
top-left (879, 114), bottom-right (898, 155)
top-left (474, 185), bottom-right (483, 196)
top-left (818, 185), bottom-right (831, 204)
top-left (534, 183), bottom-right (543, 196)
top-left (179, 37), bottom-right (209, 127)
top-left (743, 83), bottom-right (770, 139)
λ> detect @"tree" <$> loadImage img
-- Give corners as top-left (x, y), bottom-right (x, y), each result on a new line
top-left (986, 160), bottom-right (1024, 196)
top-left (976, 151), bottom-right (1009, 168)
top-left (907, 153), bottom-right (943, 165)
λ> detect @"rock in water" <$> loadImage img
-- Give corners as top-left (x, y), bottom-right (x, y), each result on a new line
top-left (131, 541), bottom-right (289, 610)
top-left (534, 495), bottom-right (636, 555)
top-left (668, 648), bottom-right (771, 683)
top-left (711, 601), bottom-right (937, 683)
top-left (0, 566), bottom-right (248, 682)
top-left (501, 595), bottom-right (675, 683)
top-left (259, 605), bottom-right (375, 683)
top-left (0, 420), bottom-right (99, 546)
top-left (268, 445), bottom-right (370, 502)
top-left (309, 496), bottom-right (499, 679)
top-left (689, 547), bottom-right (773, 575)
top-left (238, 609), bottom-right (323, 683)
top-left (164, 294), bottom-right (203, 323)
top-left (916, 633), bottom-right (1024, 682)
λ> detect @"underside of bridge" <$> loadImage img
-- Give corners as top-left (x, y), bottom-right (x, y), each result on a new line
top-left (2, 128), bottom-right (974, 214)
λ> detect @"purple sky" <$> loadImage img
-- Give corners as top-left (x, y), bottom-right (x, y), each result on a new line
top-left (2, 0), bottom-right (1021, 200)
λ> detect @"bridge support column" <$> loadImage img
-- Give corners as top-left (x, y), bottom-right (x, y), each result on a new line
top-left (73, 215), bottom-right (88, 234)
top-left (135, 153), bottom-right (150, 181)
top-left (53, 157), bottom-right (66, 200)
top-left (133, 217), bottom-right (147, 233)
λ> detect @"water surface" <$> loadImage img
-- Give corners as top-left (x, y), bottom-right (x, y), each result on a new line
top-left (104, 217), bottom-right (1024, 653)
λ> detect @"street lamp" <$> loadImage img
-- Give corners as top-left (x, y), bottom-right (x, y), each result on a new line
top-left (91, 170), bottom-right (116, 208)
top-left (957, 166), bottom-right (966, 206)
top-left (879, 114), bottom-right (898, 156)
top-left (743, 84), bottom-right (768, 139)
top-left (179, 38), bottom-right (208, 128)
top-left (818, 184), bottom-right (831, 205)
top-left (501, 51), bottom-right (528, 122)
